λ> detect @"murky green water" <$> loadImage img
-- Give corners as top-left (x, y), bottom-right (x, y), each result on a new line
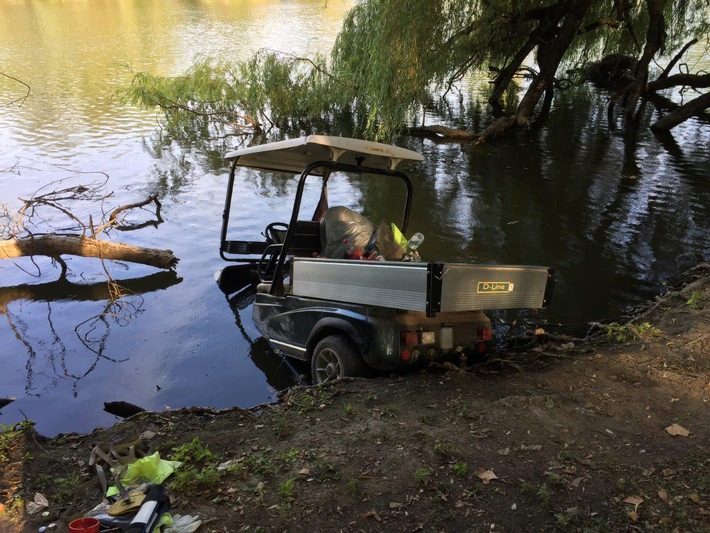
top-left (1, 0), bottom-right (709, 436)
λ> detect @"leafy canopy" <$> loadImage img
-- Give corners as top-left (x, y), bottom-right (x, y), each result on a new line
top-left (120, 0), bottom-right (710, 140)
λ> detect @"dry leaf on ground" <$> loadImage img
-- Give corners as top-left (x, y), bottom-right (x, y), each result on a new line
top-left (569, 476), bottom-right (586, 488)
top-left (665, 423), bottom-right (690, 437)
top-left (362, 510), bottom-right (381, 521)
top-left (624, 495), bottom-right (644, 506)
top-left (475, 469), bottom-right (498, 484)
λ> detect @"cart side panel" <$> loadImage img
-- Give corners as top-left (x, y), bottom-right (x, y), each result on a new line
top-left (291, 259), bottom-right (428, 312)
top-left (439, 264), bottom-right (552, 311)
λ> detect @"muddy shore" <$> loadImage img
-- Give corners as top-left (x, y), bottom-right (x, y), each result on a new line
top-left (1, 264), bottom-right (708, 532)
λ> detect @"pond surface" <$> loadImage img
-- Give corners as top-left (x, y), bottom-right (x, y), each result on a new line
top-left (1, 0), bottom-right (709, 436)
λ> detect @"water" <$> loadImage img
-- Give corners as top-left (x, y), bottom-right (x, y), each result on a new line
top-left (1, 0), bottom-right (709, 436)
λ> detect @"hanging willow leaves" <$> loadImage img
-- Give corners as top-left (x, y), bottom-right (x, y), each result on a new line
top-left (118, 50), bottom-right (337, 138)
top-left (120, 0), bottom-right (710, 142)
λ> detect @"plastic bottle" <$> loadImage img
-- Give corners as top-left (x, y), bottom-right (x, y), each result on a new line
top-left (405, 232), bottom-right (424, 252)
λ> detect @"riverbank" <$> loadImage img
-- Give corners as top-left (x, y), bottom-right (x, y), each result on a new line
top-left (2, 263), bottom-right (709, 533)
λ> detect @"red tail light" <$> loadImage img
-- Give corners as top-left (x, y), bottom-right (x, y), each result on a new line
top-left (477, 327), bottom-right (493, 341)
top-left (401, 331), bottom-right (418, 346)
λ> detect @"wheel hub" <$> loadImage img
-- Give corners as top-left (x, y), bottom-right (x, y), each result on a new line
top-left (326, 363), bottom-right (337, 378)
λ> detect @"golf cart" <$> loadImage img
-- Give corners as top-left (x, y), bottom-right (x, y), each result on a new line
top-left (217, 135), bottom-right (554, 384)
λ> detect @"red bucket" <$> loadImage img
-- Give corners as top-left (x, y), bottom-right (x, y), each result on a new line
top-left (68, 517), bottom-right (100, 533)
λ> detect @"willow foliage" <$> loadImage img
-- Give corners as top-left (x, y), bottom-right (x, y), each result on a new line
top-left (118, 51), bottom-right (335, 137)
top-left (121, 0), bottom-right (709, 141)
top-left (331, 0), bottom-right (709, 138)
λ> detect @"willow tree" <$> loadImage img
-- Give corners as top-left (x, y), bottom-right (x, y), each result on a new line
top-left (122, 0), bottom-right (709, 142)
top-left (331, 0), bottom-right (710, 140)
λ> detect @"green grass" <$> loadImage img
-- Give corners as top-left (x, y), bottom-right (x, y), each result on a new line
top-left (0, 420), bottom-right (35, 463)
top-left (170, 437), bottom-right (221, 490)
top-left (433, 440), bottom-right (455, 457)
top-left (310, 460), bottom-right (340, 482)
top-left (414, 467), bottom-right (432, 486)
top-left (452, 462), bottom-right (468, 478)
top-left (536, 483), bottom-right (551, 506)
top-left (604, 322), bottom-right (661, 343)
top-left (346, 476), bottom-right (363, 497)
top-left (687, 290), bottom-right (706, 309)
top-left (279, 478), bottom-right (295, 501)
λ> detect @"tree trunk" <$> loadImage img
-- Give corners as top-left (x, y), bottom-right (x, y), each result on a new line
top-left (477, 116), bottom-right (517, 142)
top-left (489, 36), bottom-right (539, 104)
top-left (0, 234), bottom-right (178, 270)
top-left (518, 0), bottom-right (592, 126)
top-left (651, 91), bottom-right (710, 131)
top-left (625, 0), bottom-right (666, 119)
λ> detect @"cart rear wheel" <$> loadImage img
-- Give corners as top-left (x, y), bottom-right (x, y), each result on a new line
top-left (311, 335), bottom-right (370, 384)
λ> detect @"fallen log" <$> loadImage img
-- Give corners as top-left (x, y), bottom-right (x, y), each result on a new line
top-left (0, 234), bottom-right (178, 270)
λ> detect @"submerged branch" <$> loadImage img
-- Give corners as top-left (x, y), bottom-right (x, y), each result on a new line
top-left (406, 125), bottom-right (479, 140)
top-left (0, 72), bottom-right (31, 108)
top-left (105, 193), bottom-right (162, 229)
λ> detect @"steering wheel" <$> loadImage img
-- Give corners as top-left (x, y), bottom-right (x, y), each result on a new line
top-left (265, 222), bottom-right (289, 245)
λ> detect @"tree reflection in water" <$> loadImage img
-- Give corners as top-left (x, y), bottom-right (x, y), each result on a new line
top-left (0, 271), bottom-right (181, 398)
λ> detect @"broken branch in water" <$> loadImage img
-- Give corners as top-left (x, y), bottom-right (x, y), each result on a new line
top-left (103, 193), bottom-right (163, 232)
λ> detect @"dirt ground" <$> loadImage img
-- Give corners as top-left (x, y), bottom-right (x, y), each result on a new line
top-left (1, 263), bottom-right (709, 533)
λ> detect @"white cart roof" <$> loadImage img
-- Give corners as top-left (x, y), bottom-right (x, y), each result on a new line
top-left (225, 135), bottom-right (423, 173)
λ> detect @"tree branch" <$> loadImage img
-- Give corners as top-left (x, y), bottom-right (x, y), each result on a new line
top-left (651, 91), bottom-right (710, 131)
top-left (656, 38), bottom-right (698, 81)
top-left (406, 125), bottom-right (479, 140)
top-left (648, 72), bottom-right (710, 92)
top-left (578, 18), bottom-right (620, 34)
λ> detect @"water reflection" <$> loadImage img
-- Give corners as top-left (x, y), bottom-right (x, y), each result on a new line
top-left (0, 271), bottom-right (182, 398)
top-left (223, 276), bottom-right (303, 393)
top-left (353, 89), bottom-right (709, 323)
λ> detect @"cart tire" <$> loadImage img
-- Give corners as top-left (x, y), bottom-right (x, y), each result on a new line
top-left (311, 335), bottom-right (370, 384)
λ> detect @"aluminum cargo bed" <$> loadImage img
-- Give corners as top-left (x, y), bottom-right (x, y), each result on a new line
top-left (291, 258), bottom-right (554, 316)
